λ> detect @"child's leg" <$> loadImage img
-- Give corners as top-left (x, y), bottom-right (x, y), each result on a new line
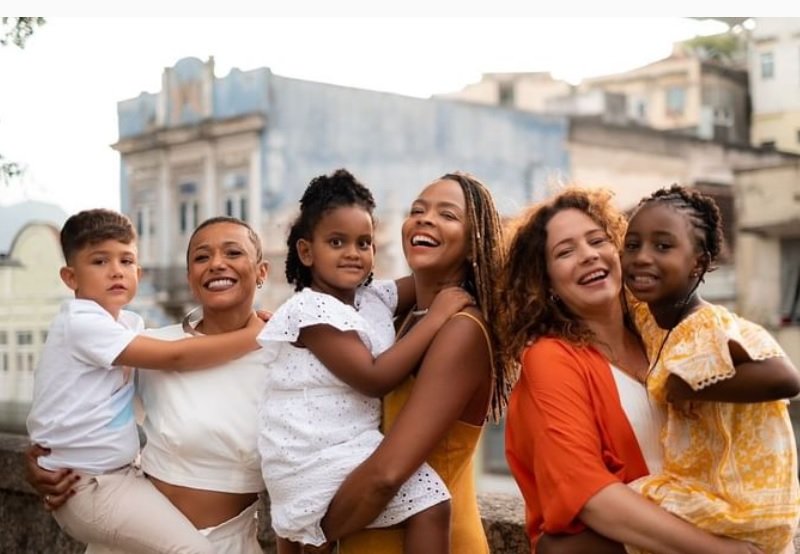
top-left (277, 536), bottom-right (303, 554)
top-left (402, 499), bottom-right (450, 554)
top-left (54, 466), bottom-right (213, 554)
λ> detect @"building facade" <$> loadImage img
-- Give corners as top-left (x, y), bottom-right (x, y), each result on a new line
top-left (113, 57), bottom-right (570, 317)
top-left (0, 201), bottom-right (70, 431)
top-left (735, 160), bottom-right (800, 367)
top-left (579, 43), bottom-right (750, 144)
top-left (748, 18), bottom-right (800, 153)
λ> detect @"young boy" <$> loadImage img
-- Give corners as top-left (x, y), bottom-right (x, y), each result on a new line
top-left (26, 209), bottom-right (262, 554)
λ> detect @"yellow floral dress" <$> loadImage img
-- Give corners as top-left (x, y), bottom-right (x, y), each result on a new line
top-left (629, 302), bottom-right (799, 554)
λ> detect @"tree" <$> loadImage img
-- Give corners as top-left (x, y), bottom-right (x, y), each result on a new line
top-left (1, 17), bottom-right (45, 183)
top-left (1, 17), bottom-right (45, 48)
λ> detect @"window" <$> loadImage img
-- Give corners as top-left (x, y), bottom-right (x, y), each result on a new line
top-left (666, 86), bottom-right (686, 116)
top-left (498, 82), bottom-right (515, 106)
top-left (760, 52), bottom-right (774, 79)
top-left (40, 330), bottom-right (48, 344)
top-left (796, 129), bottom-right (800, 144)
top-left (178, 182), bottom-right (199, 235)
top-left (0, 331), bottom-right (6, 345)
top-left (1, 353), bottom-right (7, 371)
top-left (636, 100), bottom-right (647, 120)
top-left (221, 173), bottom-right (249, 221)
top-left (780, 239), bottom-right (800, 325)
top-left (16, 331), bottom-right (33, 346)
top-left (761, 140), bottom-right (777, 150)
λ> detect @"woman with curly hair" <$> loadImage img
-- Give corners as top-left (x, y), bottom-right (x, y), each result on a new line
top-left (499, 187), bottom-right (767, 554)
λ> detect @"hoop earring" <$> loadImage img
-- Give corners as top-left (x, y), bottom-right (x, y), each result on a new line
top-left (549, 292), bottom-right (560, 303)
top-left (256, 280), bottom-right (263, 289)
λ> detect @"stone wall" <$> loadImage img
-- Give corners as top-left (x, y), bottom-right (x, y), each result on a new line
top-left (0, 433), bottom-right (529, 553)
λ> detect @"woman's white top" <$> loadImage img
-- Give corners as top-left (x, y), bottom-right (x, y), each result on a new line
top-left (136, 323), bottom-right (266, 493)
top-left (256, 281), bottom-right (449, 545)
top-left (610, 364), bottom-right (666, 474)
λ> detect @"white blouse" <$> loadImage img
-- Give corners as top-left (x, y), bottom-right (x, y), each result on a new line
top-left (611, 365), bottom-right (666, 474)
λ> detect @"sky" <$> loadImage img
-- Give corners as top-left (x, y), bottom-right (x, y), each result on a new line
top-left (0, 16), bottom-right (732, 215)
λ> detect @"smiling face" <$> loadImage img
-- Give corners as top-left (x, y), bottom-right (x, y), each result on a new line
top-left (545, 208), bottom-right (622, 319)
top-left (297, 204), bottom-right (375, 304)
top-left (59, 239), bottom-right (140, 319)
top-left (622, 203), bottom-right (703, 306)
top-left (402, 178), bottom-right (469, 282)
top-left (187, 222), bottom-right (268, 313)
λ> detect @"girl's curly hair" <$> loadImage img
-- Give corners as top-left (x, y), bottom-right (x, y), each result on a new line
top-left (285, 169), bottom-right (375, 291)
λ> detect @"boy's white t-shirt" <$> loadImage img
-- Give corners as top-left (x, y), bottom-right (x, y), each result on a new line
top-left (26, 298), bottom-right (144, 473)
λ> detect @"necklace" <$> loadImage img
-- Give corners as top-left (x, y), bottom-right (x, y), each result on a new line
top-left (410, 306), bottom-right (429, 317)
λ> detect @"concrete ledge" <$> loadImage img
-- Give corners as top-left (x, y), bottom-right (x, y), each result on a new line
top-left (0, 433), bottom-right (528, 553)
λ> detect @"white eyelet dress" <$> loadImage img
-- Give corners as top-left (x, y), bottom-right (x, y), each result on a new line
top-left (256, 281), bottom-right (450, 546)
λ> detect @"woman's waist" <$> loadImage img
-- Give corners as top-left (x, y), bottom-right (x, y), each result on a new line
top-left (148, 475), bottom-right (259, 529)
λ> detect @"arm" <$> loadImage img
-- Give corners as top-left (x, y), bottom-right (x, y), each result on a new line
top-left (580, 483), bottom-right (763, 554)
top-left (115, 312), bottom-right (263, 371)
top-left (301, 287), bottom-right (472, 397)
top-left (394, 275), bottom-right (415, 316)
top-left (666, 341), bottom-right (800, 404)
top-left (320, 312), bottom-right (490, 539)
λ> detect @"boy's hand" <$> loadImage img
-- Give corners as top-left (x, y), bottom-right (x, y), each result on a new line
top-left (427, 286), bottom-right (474, 323)
top-left (24, 443), bottom-right (78, 511)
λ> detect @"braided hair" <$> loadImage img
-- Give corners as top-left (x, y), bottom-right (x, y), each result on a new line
top-left (632, 183), bottom-right (725, 274)
top-left (285, 169), bottom-right (376, 291)
top-left (440, 172), bottom-right (514, 421)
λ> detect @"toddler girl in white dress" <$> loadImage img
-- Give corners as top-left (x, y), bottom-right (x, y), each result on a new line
top-left (257, 169), bottom-right (470, 554)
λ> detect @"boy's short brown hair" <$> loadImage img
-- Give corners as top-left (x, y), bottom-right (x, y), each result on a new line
top-left (60, 209), bottom-right (137, 263)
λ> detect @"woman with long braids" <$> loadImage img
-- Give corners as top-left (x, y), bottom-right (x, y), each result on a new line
top-left (622, 185), bottom-right (800, 554)
top-left (499, 187), bottom-right (793, 554)
top-left (320, 172), bottom-right (515, 553)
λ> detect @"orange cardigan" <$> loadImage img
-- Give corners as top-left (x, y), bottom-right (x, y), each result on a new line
top-left (505, 337), bottom-right (649, 548)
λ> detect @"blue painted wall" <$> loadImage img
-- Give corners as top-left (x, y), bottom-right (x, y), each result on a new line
top-left (117, 58), bottom-right (569, 218)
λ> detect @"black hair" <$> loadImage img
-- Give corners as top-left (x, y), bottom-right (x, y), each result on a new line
top-left (632, 184), bottom-right (724, 275)
top-left (187, 216), bottom-right (263, 268)
top-left (285, 169), bottom-right (376, 291)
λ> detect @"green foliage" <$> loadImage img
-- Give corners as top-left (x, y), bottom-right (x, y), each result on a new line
top-left (0, 155), bottom-right (22, 185)
top-left (1, 17), bottom-right (45, 184)
top-left (1, 17), bottom-right (46, 48)
top-left (683, 32), bottom-right (743, 64)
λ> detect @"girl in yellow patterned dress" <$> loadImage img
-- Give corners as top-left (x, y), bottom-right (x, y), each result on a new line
top-left (621, 184), bottom-right (800, 554)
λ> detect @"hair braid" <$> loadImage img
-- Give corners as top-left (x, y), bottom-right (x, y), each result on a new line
top-left (442, 172), bottom-right (514, 421)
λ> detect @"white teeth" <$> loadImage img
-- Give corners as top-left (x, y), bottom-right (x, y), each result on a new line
top-left (206, 278), bottom-right (235, 290)
top-left (411, 234), bottom-right (438, 247)
top-left (632, 275), bottom-right (656, 284)
top-left (579, 270), bottom-right (607, 284)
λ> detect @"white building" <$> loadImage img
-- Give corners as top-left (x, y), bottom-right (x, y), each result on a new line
top-left (0, 201), bottom-right (70, 428)
top-left (748, 18), bottom-right (800, 153)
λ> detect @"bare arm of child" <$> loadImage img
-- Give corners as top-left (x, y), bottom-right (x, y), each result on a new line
top-left (113, 312), bottom-right (264, 371)
top-left (300, 286), bottom-right (472, 397)
top-left (666, 340), bottom-right (800, 403)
